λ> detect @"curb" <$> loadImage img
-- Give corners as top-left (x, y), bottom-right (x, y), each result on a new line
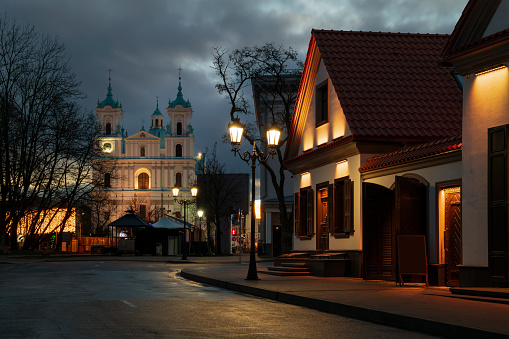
top-left (181, 269), bottom-right (507, 339)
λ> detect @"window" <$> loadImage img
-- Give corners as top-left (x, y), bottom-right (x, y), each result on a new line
top-left (176, 144), bottom-right (182, 157)
top-left (138, 173), bottom-right (149, 189)
top-left (139, 204), bottom-right (147, 220)
top-left (175, 172), bottom-right (182, 187)
top-left (294, 187), bottom-right (314, 238)
top-left (177, 122), bottom-right (183, 135)
top-left (104, 173), bottom-right (111, 188)
top-left (106, 122), bottom-right (111, 135)
top-left (155, 119), bottom-right (159, 127)
top-left (316, 81), bottom-right (328, 125)
top-left (332, 177), bottom-right (353, 236)
top-left (140, 146), bottom-right (146, 157)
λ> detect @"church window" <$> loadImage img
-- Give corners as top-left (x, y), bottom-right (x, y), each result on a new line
top-left (177, 122), bottom-right (182, 135)
top-left (175, 173), bottom-right (182, 187)
top-left (176, 144), bottom-right (182, 157)
top-left (138, 173), bottom-right (149, 189)
top-left (104, 173), bottom-right (111, 188)
top-left (156, 119), bottom-right (159, 127)
top-left (140, 146), bottom-right (146, 157)
top-left (106, 122), bottom-right (112, 135)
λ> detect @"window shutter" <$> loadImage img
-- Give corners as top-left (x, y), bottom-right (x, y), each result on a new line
top-left (343, 179), bottom-right (353, 233)
top-left (328, 184), bottom-right (334, 233)
top-left (307, 188), bottom-right (314, 236)
top-left (294, 192), bottom-right (300, 235)
top-left (300, 188), bottom-right (308, 237)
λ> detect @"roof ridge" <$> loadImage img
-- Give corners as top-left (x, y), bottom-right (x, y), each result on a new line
top-left (311, 29), bottom-right (448, 37)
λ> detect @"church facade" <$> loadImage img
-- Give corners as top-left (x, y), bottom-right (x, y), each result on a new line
top-left (94, 77), bottom-right (198, 227)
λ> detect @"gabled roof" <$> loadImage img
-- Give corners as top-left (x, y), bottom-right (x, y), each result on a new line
top-left (359, 134), bottom-right (462, 173)
top-left (441, 0), bottom-right (509, 74)
top-left (313, 30), bottom-right (462, 140)
top-left (285, 30), bottom-right (463, 163)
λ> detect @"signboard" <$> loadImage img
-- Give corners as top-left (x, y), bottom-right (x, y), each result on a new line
top-left (397, 235), bottom-right (428, 286)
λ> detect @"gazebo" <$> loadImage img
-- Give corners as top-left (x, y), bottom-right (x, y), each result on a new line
top-left (108, 210), bottom-right (151, 255)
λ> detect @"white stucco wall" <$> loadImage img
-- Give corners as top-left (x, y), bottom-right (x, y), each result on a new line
top-left (462, 65), bottom-right (509, 266)
top-left (293, 155), bottom-right (362, 252)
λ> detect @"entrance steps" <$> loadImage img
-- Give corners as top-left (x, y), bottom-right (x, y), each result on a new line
top-left (259, 262), bottom-right (311, 276)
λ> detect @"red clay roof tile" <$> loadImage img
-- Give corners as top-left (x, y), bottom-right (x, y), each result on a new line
top-left (311, 30), bottom-right (462, 141)
top-left (359, 134), bottom-right (462, 172)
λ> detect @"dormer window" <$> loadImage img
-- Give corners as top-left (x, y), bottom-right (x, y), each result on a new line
top-left (316, 80), bottom-right (328, 125)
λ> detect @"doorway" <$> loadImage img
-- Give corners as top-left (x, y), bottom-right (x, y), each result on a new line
top-left (439, 186), bottom-right (461, 287)
top-left (316, 186), bottom-right (329, 253)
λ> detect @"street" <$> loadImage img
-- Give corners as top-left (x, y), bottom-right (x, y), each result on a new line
top-left (0, 260), bottom-right (436, 338)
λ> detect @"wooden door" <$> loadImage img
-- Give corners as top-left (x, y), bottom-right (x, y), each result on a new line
top-left (363, 182), bottom-right (395, 280)
top-left (444, 190), bottom-right (461, 287)
top-left (395, 176), bottom-right (427, 236)
top-left (316, 187), bottom-right (329, 253)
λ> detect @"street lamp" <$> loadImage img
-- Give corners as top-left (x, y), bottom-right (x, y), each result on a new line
top-left (228, 117), bottom-right (281, 280)
top-left (173, 185), bottom-right (198, 260)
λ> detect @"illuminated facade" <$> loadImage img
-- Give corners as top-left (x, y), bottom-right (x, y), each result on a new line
top-left (284, 30), bottom-right (463, 280)
top-left (442, 0), bottom-right (509, 286)
top-left (18, 208), bottom-right (76, 235)
top-left (95, 75), bottom-right (198, 225)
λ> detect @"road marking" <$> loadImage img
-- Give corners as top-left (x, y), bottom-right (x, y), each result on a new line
top-left (121, 300), bottom-right (136, 308)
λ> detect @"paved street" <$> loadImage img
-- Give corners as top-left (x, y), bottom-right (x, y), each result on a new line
top-left (0, 260), bottom-right (436, 338)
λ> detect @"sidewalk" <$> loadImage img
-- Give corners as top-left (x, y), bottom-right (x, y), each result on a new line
top-left (181, 261), bottom-right (509, 338)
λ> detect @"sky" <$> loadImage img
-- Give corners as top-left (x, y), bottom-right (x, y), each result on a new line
top-left (3, 0), bottom-right (468, 172)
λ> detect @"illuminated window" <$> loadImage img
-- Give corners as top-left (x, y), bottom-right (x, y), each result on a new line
top-left (316, 80), bottom-right (328, 125)
top-left (104, 173), bottom-right (111, 188)
top-left (138, 173), bottom-right (149, 189)
top-left (177, 122), bottom-right (182, 135)
top-left (176, 144), bottom-right (182, 157)
top-left (175, 172), bottom-right (182, 187)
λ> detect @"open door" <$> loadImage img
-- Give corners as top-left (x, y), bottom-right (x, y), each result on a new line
top-left (363, 182), bottom-right (395, 280)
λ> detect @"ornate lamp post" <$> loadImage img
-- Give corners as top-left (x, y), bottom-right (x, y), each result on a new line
top-left (228, 117), bottom-right (280, 280)
top-left (173, 185), bottom-right (198, 260)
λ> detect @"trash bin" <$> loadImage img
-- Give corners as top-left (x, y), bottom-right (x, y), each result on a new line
top-left (155, 243), bottom-right (162, 256)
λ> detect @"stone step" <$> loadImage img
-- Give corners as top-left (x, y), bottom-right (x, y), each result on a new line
top-left (258, 270), bottom-right (310, 276)
top-left (268, 266), bottom-right (309, 272)
top-left (281, 262), bottom-right (307, 268)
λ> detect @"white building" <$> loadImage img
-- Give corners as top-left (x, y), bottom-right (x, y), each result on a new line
top-left (95, 76), bottom-right (197, 225)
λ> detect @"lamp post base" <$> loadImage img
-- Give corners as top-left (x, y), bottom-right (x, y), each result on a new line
top-left (245, 251), bottom-right (259, 280)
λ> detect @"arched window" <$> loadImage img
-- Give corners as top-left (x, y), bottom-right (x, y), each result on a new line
top-left (175, 172), bottom-right (182, 187)
top-left (140, 146), bottom-right (146, 157)
top-left (104, 173), bottom-right (111, 188)
top-left (177, 122), bottom-right (182, 135)
top-left (138, 173), bottom-right (149, 189)
top-left (176, 144), bottom-right (182, 157)
top-left (106, 122), bottom-right (111, 135)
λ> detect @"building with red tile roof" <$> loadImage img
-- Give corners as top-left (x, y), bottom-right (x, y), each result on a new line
top-left (283, 29), bottom-right (464, 283)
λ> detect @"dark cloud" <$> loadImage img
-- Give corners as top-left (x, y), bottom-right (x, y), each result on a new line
top-left (3, 0), bottom-right (468, 171)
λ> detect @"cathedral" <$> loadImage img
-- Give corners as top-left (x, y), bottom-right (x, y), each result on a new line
top-left (94, 75), bottom-right (199, 226)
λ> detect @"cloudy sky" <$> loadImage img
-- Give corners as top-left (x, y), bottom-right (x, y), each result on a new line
top-left (3, 0), bottom-right (468, 172)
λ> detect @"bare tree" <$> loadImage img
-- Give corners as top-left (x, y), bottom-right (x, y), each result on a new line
top-left (0, 15), bottom-right (97, 252)
top-left (212, 43), bottom-right (303, 254)
top-left (197, 144), bottom-right (248, 255)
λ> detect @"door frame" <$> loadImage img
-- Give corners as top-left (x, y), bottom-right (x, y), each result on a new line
top-left (436, 179), bottom-right (462, 286)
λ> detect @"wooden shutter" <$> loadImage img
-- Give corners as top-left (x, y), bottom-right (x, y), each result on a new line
top-left (334, 180), bottom-right (343, 233)
top-left (294, 192), bottom-right (300, 235)
top-left (328, 184), bottom-right (334, 233)
top-left (307, 188), bottom-right (314, 236)
top-left (343, 179), bottom-right (353, 233)
top-left (299, 188), bottom-right (308, 237)
top-left (488, 125), bottom-right (509, 282)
